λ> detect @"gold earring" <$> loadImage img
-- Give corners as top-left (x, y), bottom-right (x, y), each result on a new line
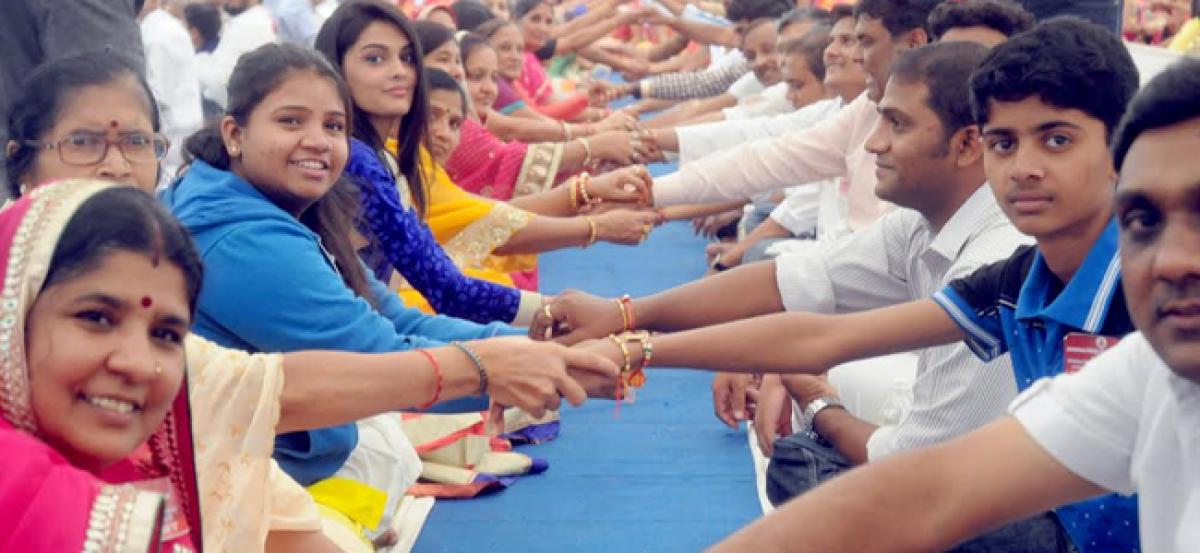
top-left (229, 145), bottom-right (240, 157)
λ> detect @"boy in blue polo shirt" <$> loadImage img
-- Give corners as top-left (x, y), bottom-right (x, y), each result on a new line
top-left (590, 17), bottom-right (1142, 553)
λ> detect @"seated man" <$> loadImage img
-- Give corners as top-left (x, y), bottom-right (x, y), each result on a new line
top-left (643, 8), bottom-right (829, 129)
top-left (711, 54), bottom-right (1200, 553)
top-left (574, 18), bottom-right (1143, 553)
top-left (660, 0), bottom-right (1036, 270)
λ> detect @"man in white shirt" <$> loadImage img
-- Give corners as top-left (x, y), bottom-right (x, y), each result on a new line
top-left (196, 0), bottom-right (279, 109)
top-left (707, 54), bottom-right (1200, 553)
top-left (139, 0), bottom-right (204, 180)
top-left (265, 0), bottom-right (320, 46)
top-left (650, 0), bottom-right (943, 243)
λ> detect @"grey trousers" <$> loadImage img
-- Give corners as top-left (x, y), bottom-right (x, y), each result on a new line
top-left (765, 432), bottom-right (1076, 553)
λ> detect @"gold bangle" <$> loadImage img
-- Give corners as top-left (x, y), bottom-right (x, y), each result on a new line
top-left (576, 137), bottom-right (593, 167)
top-left (568, 178), bottom-right (580, 211)
top-left (582, 216), bottom-right (598, 248)
top-left (561, 120), bottom-right (572, 141)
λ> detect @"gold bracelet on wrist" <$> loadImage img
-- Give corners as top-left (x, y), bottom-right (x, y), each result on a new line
top-left (568, 178), bottom-right (580, 211)
top-left (576, 137), bottom-right (593, 167)
top-left (582, 216), bottom-right (598, 248)
top-left (560, 120), bottom-right (572, 141)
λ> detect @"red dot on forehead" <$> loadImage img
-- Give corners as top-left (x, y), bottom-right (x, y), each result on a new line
top-left (141, 296), bottom-right (153, 308)
top-left (110, 120), bottom-right (119, 128)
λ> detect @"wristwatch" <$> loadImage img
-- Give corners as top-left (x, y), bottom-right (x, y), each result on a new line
top-left (802, 395), bottom-right (845, 427)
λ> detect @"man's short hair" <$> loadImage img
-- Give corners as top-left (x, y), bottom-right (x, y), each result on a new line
top-left (854, 0), bottom-right (942, 37)
top-left (184, 2), bottom-right (222, 44)
top-left (1112, 58), bottom-right (1200, 171)
top-left (781, 25), bottom-right (832, 81)
top-left (829, 3), bottom-right (855, 23)
top-left (928, 0), bottom-right (1035, 41)
top-left (969, 17), bottom-right (1139, 140)
top-left (726, 0), bottom-right (792, 24)
top-left (777, 7), bottom-right (832, 32)
top-left (891, 41), bottom-right (991, 143)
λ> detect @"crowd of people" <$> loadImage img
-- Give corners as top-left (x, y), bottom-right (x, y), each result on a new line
top-left (0, 0), bottom-right (1197, 551)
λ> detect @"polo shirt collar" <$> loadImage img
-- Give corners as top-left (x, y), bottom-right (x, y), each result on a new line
top-left (1016, 218), bottom-right (1121, 333)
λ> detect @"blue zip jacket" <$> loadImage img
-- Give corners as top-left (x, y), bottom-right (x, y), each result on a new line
top-left (163, 160), bottom-right (517, 485)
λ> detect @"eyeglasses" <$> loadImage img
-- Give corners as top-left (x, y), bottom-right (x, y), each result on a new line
top-left (25, 131), bottom-right (169, 166)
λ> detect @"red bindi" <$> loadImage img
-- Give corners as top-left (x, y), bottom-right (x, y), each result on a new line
top-left (109, 119), bottom-right (119, 128)
top-left (141, 296), bottom-right (153, 308)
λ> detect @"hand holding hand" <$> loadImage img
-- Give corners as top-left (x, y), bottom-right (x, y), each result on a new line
top-left (528, 290), bottom-right (627, 345)
top-left (594, 209), bottom-right (661, 245)
top-left (586, 166), bottom-right (654, 207)
top-left (470, 336), bottom-right (619, 417)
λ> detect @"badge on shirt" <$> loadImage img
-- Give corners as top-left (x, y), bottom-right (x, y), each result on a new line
top-left (1062, 332), bottom-right (1121, 373)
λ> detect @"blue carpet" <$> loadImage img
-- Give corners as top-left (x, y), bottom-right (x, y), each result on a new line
top-left (413, 162), bottom-right (761, 552)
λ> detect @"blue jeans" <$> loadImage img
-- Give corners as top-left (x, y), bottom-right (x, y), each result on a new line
top-left (765, 432), bottom-right (1077, 552)
top-left (1018, 0), bottom-right (1123, 33)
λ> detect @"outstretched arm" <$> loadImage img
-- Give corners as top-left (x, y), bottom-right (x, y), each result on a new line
top-left (648, 299), bottom-right (964, 374)
top-left (709, 417), bottom-right (1103, 552)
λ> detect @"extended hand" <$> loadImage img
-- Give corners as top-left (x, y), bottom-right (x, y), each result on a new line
top-left (711, 372), bottom-right (757, 428)
top-left (528, 289), bottom-right (626, 345)
top-left (470, 336), bottom-right (619, 416)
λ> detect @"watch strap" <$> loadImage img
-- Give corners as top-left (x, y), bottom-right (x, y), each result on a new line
top-left (802, 395), bottom-right (844, 426)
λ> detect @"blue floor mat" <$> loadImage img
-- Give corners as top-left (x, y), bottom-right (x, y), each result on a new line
top-left (414, 163), bottom-right (760, 552)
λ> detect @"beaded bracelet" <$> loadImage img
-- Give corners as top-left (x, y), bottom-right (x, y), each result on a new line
top-left (451, 341), bottom-right (488, 395)
top-left (415, 349), bottom-right (442, 410)
top-left (578, 172), bottom-right (596, 205)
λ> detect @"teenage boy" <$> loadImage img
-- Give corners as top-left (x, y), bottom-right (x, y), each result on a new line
top-left (573, 18), bottom-right (1142, 553)
top-left (710, 53), bottom-right (1200, 553)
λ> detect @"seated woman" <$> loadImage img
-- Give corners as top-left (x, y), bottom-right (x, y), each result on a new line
top-left (508, 0), bottom-right (651, 118)
top-left (475, 17), bottom-right (641, 127)
top-left (427, 19), bottom-right (643, 147)
top-left (320, 3), bottom-right (657, 297)
top-left (408, 67), bottom-right (661, 306)
top-left (0, 182), bottom-right (204, 552)
top-left (162, 42), bottom-right (619, 547)
top-left (450, 34), bottom-right (655, 198)
top-left (4, 50), bottom-right (618, 551)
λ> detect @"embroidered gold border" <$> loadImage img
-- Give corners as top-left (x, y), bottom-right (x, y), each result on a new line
top-left (443, 203), bottom-right (533, 269)
top-left (513, 143), bottom-right (563, 198)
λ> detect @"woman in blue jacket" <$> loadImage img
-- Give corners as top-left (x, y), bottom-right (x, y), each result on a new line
top-left (164, 42), bottom-right (526, 546)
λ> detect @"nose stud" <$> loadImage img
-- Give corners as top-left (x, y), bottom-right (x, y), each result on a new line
top-left (155, 365), bottom-right (163, 376)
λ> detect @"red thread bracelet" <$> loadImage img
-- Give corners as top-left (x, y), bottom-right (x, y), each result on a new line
top-left (415, 349), bottom-right (442, 410)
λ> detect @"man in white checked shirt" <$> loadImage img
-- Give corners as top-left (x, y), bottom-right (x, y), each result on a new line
top-left (537, 42), bottom-right (1079, 550)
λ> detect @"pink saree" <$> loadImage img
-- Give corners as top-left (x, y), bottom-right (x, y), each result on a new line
top-left (0, 181), bottom-right (203, 552)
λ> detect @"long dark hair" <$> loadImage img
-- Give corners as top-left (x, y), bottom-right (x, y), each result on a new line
top-left (6, 52), bottom-right (162, 198)
top-left (316, 0), bottom-right (431, 217)
top-left (181, 43), bottom-right (376, 304)
top-left (46, 187), bottom-right (204, 316)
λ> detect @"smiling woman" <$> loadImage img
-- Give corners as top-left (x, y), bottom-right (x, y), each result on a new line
top-left (0, 181), bottom-right (204, 552)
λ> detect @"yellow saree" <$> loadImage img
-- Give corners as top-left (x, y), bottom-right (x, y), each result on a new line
top-left (390, 144), bottom-right (537, 313)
